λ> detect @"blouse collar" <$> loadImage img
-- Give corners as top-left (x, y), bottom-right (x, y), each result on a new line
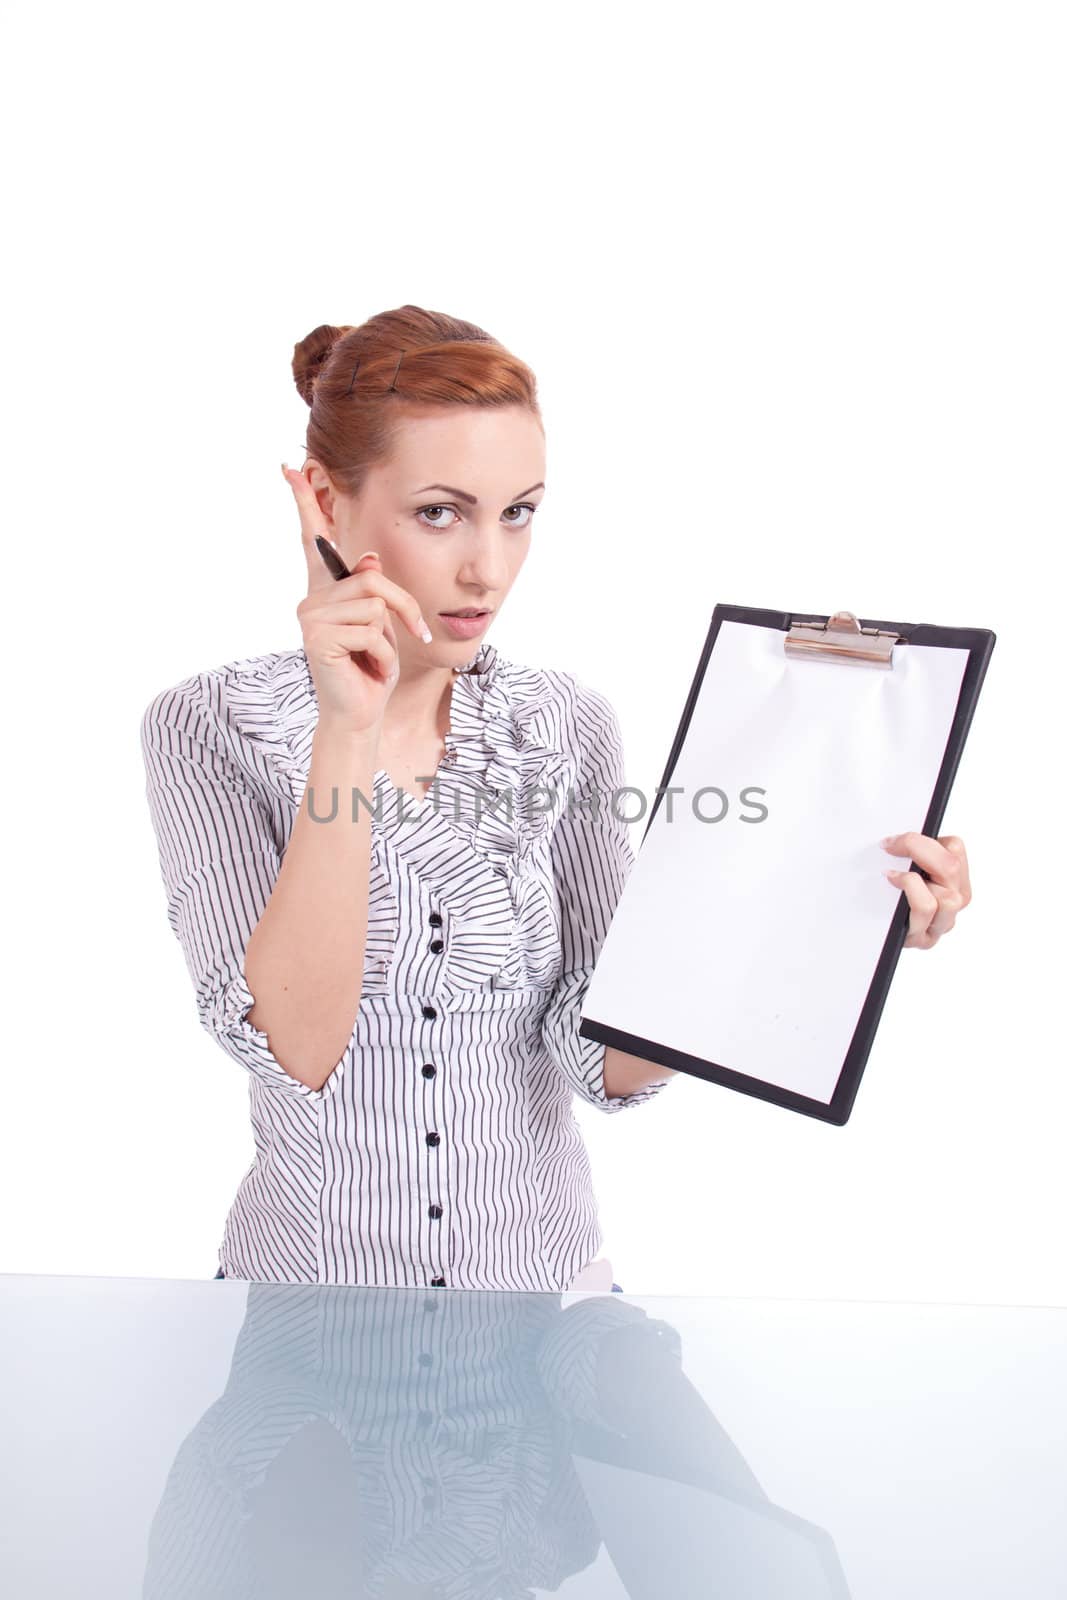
top-left (224, 635), bottom-right (568, 803)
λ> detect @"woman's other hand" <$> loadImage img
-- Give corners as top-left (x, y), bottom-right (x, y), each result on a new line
top-left (882, 832), bottom-right (972, 949)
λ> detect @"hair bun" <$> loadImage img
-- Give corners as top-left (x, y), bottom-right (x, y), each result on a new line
top-left (291, 323), bottom-right (355, 406)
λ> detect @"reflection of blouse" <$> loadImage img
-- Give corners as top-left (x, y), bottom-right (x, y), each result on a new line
top-left (142, 1284), bottom-right (688, 1600)
top-left (140, 638), bottom-right (671, 1291)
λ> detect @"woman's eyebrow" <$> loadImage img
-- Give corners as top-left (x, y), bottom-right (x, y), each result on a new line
top-left (411, 481), bottom-right (545, 506)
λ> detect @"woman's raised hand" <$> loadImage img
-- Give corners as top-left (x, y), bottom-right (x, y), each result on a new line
top-left (284, 463), bottom-right (432, 738)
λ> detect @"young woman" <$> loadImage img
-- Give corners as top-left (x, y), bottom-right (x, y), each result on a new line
top-left (140, 304), bottom-right (973, 1292)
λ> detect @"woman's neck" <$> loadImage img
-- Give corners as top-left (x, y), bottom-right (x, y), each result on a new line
top-left (380, 664), bottom-right (455, 742)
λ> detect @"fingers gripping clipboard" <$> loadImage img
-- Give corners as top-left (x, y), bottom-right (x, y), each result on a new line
top-left (577, 604), bottom-right (996, 1125)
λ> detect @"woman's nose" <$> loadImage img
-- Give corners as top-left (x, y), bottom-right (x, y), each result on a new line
top-left (459, 542), bottom-right (512, 592)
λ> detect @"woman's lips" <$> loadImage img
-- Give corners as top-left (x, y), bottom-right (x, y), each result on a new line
top-left (438, 611), bottom-right (491, 639)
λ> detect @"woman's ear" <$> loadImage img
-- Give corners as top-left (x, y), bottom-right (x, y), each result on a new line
top-left (302, 458), bottom-right (339, 535)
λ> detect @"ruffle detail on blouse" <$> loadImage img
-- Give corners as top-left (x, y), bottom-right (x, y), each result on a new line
top-left (417, 648), bottom-right (576, 992)
top-left (220, 640), bottom-right (580, 995)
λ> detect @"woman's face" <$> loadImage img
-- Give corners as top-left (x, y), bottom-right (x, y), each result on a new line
top-left (306, 404), bottom-right (545, 666)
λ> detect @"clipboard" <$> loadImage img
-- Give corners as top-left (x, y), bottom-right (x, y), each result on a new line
top-left (577, 604), bottom-right (996, 1125)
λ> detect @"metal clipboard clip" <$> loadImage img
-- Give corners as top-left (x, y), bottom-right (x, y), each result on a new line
top-left (784, 609), bottom-right (903, 669)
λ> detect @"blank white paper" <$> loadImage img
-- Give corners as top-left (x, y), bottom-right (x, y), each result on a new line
top-left (581, 620), bottom-right (970, 1104)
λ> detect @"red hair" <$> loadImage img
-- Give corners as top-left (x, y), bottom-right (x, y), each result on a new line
top-left (291, 304), bottom-right (542, 497)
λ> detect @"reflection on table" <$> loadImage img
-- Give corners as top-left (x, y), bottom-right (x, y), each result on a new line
top-left (2, 1277), bottom-right (1063, 1598)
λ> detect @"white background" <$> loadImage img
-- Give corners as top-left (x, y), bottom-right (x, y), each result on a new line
top-left (1, 1), bottom-right (1062, 1305)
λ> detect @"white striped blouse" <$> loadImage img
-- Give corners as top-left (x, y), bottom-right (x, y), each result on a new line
top-left (140, 638), bottom-right (672, 1291)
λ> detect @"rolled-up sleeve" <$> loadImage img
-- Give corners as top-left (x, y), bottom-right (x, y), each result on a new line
top-left (140, 677), bottom-right (343, 1103)
top-left (540, 684), bottom-right (674, 1115)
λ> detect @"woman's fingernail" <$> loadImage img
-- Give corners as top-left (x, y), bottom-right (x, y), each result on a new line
top-left (880, 835), bottom-right (896, 848)
top-left (280, 461), bottom-right (289, 480)
top-left (418, 617), bottom-right (433, 641)
top-left (359, 551), bottom-right (380, 562)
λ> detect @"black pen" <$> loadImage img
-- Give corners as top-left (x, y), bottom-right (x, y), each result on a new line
top-left (315, 535), bottom-right (351, 582)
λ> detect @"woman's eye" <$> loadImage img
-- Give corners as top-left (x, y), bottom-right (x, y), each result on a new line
top-left (415, 502), bottom-right (539, 532)
top-left (416, 504), bottom-right (459, 530)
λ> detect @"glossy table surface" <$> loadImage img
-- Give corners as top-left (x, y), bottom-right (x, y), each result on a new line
top-left (1, 1275), bottom-right (1064, 1598)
